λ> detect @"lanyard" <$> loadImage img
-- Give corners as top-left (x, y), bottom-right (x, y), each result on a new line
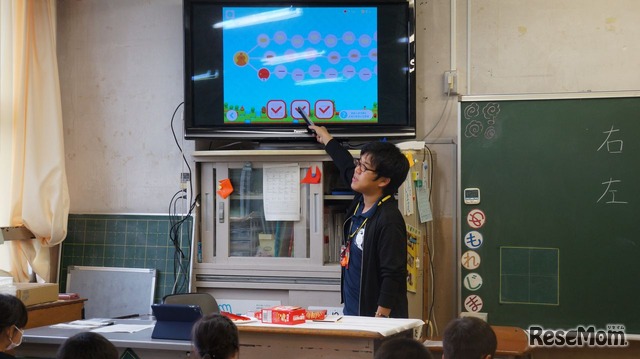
top-left (347, 194), bottom-right (391, 238)
top-left (341, 195), bottom-right (391, 268)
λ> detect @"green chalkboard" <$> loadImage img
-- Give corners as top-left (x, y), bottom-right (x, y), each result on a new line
top-left (459, 93), bottom-right (640, 334)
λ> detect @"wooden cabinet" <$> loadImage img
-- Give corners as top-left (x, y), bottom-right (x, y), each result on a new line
top-left (26, 298), bottom-right (86, 329)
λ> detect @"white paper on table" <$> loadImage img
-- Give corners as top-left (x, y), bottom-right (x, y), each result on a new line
top-left (91, 324), bottom-right (154, 333)
top-left (312, 315), bottom-right (343, 322)
top-left (263, 164), bottom-right (300, 221)
top-left (50, 319), bottom-right (114, 330)
top-left (50, 323), bottom-right (100, 330)
top-left (70, 319), bottom-right (114, 326)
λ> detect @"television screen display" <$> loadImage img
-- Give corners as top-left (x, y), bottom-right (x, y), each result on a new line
top-left (184, 0), bottom-right (415, 141)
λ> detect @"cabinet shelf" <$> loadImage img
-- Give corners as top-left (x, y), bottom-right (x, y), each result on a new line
top-left (324, 195), bottom-right (353, 201)
top-left (229, 194), bottom-right (263, 200)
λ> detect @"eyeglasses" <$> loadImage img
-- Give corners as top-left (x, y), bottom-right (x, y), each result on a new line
top-left (353, 158), bottom-right (376, 173)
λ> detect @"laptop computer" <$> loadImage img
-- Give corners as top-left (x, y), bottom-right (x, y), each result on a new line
top-left (151, 303), bottom-right (202, 340)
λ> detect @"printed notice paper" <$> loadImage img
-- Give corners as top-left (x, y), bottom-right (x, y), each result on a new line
top-left (417, 162), bottom-right (433, 223)
top-left (263, 164), bottom-right (300, 221)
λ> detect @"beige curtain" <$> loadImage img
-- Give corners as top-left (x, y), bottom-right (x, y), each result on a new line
top-left (0, 0), bottom-right (70, 282)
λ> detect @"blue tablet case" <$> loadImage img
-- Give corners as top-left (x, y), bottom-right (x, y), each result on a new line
top-left (151, 303), bottom-right (202, 340)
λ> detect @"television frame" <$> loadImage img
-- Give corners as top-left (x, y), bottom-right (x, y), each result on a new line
top-left (183, 0), bottom-right (416, 141)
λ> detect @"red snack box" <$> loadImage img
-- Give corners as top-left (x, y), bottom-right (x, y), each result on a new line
top-left (254, 310), bottom-right (263, 321)
top-left (261, 306), bottom-right (306, 325)
top-left (305, 309), bottom-right (327, 321)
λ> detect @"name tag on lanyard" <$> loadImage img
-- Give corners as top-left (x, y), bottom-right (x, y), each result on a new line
top-left (355, 228), bottom-right (365, 250)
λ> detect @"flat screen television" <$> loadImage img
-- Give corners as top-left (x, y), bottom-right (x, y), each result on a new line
top-left (183, 0), bottom-right (416, 141)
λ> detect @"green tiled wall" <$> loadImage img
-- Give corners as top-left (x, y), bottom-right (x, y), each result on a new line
top-left (59, 214), bottom-right (192, 303)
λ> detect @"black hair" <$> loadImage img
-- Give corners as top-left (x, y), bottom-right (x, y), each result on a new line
top-left (443, 317), bottom-right (497, 359)
top-left (192, 313), bottom-right (239, 359)
top-left (360, 141), bottom-right (410, 195)
top-left (374, 337), bottom-right (433, 359)
top-left (0, 294), bottom-right (28, 330)
top-left (56, 332), bottom-right (119, 359)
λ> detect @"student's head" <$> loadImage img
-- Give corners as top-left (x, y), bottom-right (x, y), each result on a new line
top-left (443, 317), bottom-right (497, 359)
top-left (56, 332), bottom-right (118, 359)
top-left (374, 337), bottom-right (433, 359)
top-left (358, 141), bottom-right (410, 196)
top-left (0, 294), bottom-right (28, 352)
top-left (192, 313), bottom-right (239, 359)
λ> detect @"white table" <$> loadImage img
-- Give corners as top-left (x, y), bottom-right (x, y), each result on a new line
top-left (18, 316), bottom-right (424, 359)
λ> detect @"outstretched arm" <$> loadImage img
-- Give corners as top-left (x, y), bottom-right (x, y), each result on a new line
top-left (309, 125), bottom-right (333, 146)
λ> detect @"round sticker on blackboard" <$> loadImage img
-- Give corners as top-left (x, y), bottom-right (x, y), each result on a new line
top-left (464, 294), bottom-right (484, 312)
top-left (461, 250), bottom-right (481, 270)
top-left (466, 209), bottom-right (486, 229)
top-left (464, 231), bottom-right (483, 249)
top-left (463, 273), bottom-right (483, 291)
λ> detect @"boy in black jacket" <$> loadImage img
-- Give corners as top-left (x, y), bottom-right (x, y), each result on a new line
top-left (311, 125), bottom-right (410, 318)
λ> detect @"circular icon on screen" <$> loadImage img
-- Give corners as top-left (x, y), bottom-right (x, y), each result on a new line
top-left (226, 110), bottom-right (238, 122)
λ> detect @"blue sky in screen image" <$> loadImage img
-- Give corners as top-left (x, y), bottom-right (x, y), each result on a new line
top-left (221, 6), bottom-right (378, 121)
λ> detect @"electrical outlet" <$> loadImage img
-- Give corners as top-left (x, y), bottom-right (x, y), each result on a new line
top-left (444, 70), bottom-right (458, 95)
top-left (180, 173), bottom-right (190, 190)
